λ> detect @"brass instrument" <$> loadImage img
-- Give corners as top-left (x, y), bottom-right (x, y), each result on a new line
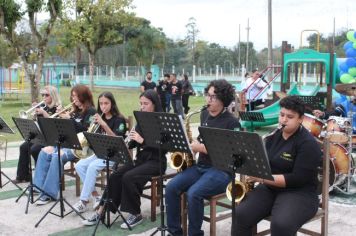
top-left (226, 178), bottom-right (255, 203)
top-left (19, 101), bottom-right (45, 119)
top-left (72, 113), bottom-right (103, 159)
top-left (50, 102), bottom-right (75, 118)
top-left (169, 106), bottom-right (206, 171)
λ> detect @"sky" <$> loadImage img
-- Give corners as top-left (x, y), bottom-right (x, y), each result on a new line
top-left (132, 0), bottom-right (355, 51)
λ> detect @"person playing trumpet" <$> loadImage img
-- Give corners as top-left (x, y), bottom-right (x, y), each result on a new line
top-left (13, 85), bottom-right (61, 184)
top-left (234, 96), bottom-right (322, 235)
top-left (73, 91), bottom-right (127, 213)
top-left (165, 79), bottom-right (241, 236)
top-left (33, 84), bottom-right (96, 205)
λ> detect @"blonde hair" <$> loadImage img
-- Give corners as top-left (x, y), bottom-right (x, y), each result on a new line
top-left (43, 85), bottom-right (62, 108)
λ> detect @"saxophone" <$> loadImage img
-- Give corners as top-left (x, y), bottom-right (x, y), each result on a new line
top-left (169, 106), bottom-right (206, 172)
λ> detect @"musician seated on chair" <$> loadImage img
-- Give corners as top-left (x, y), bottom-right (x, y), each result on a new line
top-left (234, 96), bottom-right (322, 236)
top-left (313, 95), bottom-right (356, 134)
top-left (82, 89), bottom-right (166, 229)
top-left (73, 91), bottom-right (127, 213)
top-left (33, 85), bottom-right (96, 205)
top-left (165, 79), bottom-right (241, 236)
top-left (13, 85), bottom-right (61, 184)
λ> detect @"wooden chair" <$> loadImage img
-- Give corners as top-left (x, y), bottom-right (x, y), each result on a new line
top-left (253, 139), bottom-right (330, 236)
top-left (181, 191), bottom-right (232, 236)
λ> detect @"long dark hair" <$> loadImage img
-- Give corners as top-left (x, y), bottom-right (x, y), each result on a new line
top-left (140, 89), bottom-right (162, 112)
top-left (70, 85), bottom-right (94, 114)
top-left (97, 91), bottom-right (125, 119)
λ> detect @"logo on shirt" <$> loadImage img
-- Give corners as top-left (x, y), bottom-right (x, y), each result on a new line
top-left (280, 152), bottom-right (293, 162)
top-left (117, 123), bottom-right (125, 132)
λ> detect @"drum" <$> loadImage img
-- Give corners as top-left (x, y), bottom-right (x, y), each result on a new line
top-left (326, 116), bottom-right (351, 144)
top-left (302, 113), bottom-right (324, 138)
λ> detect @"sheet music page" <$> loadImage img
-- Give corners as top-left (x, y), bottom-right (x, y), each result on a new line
top-left (177, 115), bottom-right (194, 156)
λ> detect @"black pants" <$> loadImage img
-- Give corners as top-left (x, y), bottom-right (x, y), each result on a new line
top-left (105, 159), bottom-right (162, 215)
top-left (16, 142), bottom-right (43, 180)
top-left (160, 94), bottom-right (167, 112)
top-left (234, 184), bottom-right (319, 236)
top-left (182, 94), bottom-right (190, 114)
top-left (246, 99), bottom-right (263, 111)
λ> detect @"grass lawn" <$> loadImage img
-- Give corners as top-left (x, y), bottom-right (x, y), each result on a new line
top-left (0, 86), bottom-right (205, 142)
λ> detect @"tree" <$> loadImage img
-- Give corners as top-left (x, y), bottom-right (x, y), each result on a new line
top-left (185, 17), bottom-right (199, 65)
top-left (65, 0), bottom-right (134, 91)
top-left (0, 0), bottom-right (62, 102)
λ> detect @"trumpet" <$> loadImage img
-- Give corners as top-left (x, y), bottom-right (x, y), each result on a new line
top-left (226, 178), bottom-right (255, 203)
top-left (50, 102), bottom-right (75, 118)
top-left (19, 101), bottom-right (45, 119)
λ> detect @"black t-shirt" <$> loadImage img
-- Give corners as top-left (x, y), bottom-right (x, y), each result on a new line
top-left (72, 107), bottom-right (97, 133)
top-left (98, 115), bottom-right (127, 138)
top-left (157, 80), bottom-right (168, 96)
top-left (198, 109), bottom-right (241, 166)
top-left (171, 81), bottom-right (182, 100)
top-left (141, 80), bottom-right (156, 91)
top-left (43, 106), bottom-right (57, 116)
top-left (265, 126), bottom-right (321, 193)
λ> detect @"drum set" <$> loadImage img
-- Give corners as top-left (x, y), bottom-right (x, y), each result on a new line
top-left (302, 84), bottom-right (356, 194)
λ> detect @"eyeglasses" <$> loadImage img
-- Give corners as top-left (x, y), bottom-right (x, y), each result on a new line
top-left (204, 93), bottom-right (218, 101)
top-left (41, 93), bottom-right (50, 97)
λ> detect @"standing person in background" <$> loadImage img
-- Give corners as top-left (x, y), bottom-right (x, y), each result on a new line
top-left (157, 75), bottom-right (169, 112)
top-left (170, 73), bottom-right (184, 117)
top-left (13, 85), bottom-right (61, 184)
top-left (165, 74), bottom-right (173, 112)
top-left (182, 74), bottom-right (194, 115)
top-left (140, 71), bottom-right (156, 92)
top-left (244, 69), bottom-right (267, 111)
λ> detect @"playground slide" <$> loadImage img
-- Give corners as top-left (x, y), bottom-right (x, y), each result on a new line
top-left (241, 83), bottom-right (321, 129)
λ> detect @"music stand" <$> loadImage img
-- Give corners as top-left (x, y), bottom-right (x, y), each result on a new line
top-left (198, 127), bottom-right (273, 235)
top-left (238, 111), bottom-right (265, 132)
top-left (12, 117), bottom-right (49, 213)
top-left (297, 95), bottom-right (324, 112)
top-left (0, 116), bottom-right (20, 190)
top-left (134, 111), bottom-right (192, 236)
top-left (83, 132), bottom-right (133, 235)
top-left (34, 117), bottom-right (84, 227)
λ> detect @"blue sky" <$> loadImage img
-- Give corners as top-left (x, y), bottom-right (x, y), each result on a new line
top-left (133, 0), bottom-right (354, 51)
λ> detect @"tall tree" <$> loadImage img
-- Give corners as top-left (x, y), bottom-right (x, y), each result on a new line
top-left (65, 0), bottom-right (134, 91)
top-left (185, 17), bottom-right (199, 65)
top-left (0, 0), bottom-right (62, 102)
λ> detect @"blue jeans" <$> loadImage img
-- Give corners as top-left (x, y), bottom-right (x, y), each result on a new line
top-left (165, 165), bottom-right (230, 236)
top-left (75, 155), bottom-right (114, 202)
top-left (33, 147), bottom-right (75, 199)
top-left (172, 98), bottom-right (184, 118)
top-left (165, 93), bottom-right (172, 112)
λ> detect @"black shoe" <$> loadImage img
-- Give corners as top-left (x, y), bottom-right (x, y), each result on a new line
top-left (12, 178), bottom-right (29, 184)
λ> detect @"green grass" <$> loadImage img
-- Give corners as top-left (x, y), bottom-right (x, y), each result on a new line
top-left (0, 86), bottom-right (205, 142)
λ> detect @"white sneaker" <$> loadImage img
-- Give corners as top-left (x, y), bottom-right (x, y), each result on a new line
top-left (92, 195), bottom-right (101, 210)
top-left (36, 196), bottom-right (52, 205)
top-left (82, 212), bottom-right (101, 226)
top-left (73, 200), bottom-right (88, 213)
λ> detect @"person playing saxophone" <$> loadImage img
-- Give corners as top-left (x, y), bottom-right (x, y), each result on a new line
top-left (165, 79), bottom-right (241, 236)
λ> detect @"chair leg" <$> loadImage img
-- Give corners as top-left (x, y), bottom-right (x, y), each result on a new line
top-left (61, 175), bottom-right (65, 191)
top-left (151, 179), bottom-right (157, 222)
top-left (209, 198), bottom-right (217, 236)
top-left (181, 193), bottom-right (188, 236)
top-left (75, 173), bottom-right (80, 197)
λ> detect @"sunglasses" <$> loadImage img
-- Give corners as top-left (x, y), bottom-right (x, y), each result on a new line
top-left (41, 93), bottom-right (50, 97)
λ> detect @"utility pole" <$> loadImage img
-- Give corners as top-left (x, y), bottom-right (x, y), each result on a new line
top-left (268, 0), bottom-right (273, 67)
top-left (246, 18), bottom-right (250, 72)
top-left (238, 24), bottom-right (241, 77)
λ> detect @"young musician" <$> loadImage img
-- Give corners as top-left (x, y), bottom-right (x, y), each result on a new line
top-left (165, 79), bottom-right (241, 236)
top-left (13, 85), bottom-right (61, 183)
top-left (73, 91), bottom-right (127, 213)
top-left (82, 89), bottom-right (166, 229)
top-left (33, 85), bottom-right (96, 205)
top-left (234, 96), bottom-right (321, 235)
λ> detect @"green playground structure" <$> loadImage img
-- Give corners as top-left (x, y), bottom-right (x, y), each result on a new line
top-left (241, 47), bottom-right (339, 130)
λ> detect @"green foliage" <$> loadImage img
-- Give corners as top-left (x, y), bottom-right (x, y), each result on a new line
top-left (0, 0), bottom-right (23, 33)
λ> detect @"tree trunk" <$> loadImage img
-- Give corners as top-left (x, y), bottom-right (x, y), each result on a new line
top-left (29, 72), bottom-right (38, 103)
top-left (89, 52), bottom-right (95, 91)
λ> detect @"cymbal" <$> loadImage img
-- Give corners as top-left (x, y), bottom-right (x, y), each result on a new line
top-left (335, 83), bottom-right (356, 96)
top-left (275, 91), bottom-right (287, 99)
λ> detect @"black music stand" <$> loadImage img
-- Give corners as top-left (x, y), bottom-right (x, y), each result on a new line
top-left (12, 117), bottom-right (50, 213)
top-left (134, 111), bottom-right (192, 236)
top-left (297, 95), bottom-right (324, 112)
top-left (0, 116), bottom-right (20, 190)
top-left (83, 132), bottom-right (133, 235)
top-left (198, 127), bottom-right (273, 236)
top-left (239, 111), bottom-right (265, 132)
top-left (34, 117), bottom-right (84, 227)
